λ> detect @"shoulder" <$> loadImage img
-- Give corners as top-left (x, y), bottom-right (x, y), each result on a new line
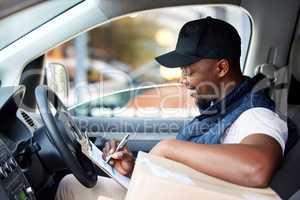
top-left (247, 89), bottom-right (276, 110)
top-left (234, 108), bottom-right (288, 138)
top-left (236, 107), bottom-right (283, 122)
top-left (224, 107), bottom-right (288, 153)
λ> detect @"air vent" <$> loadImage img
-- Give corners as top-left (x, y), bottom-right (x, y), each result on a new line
top-left (20, 111), bottom-right (37, 130)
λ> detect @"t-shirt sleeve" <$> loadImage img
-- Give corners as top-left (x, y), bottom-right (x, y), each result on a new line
top-left (222, 107), bottom-right (288, 153)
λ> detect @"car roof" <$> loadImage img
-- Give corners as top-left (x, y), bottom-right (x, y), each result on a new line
top-left (0, 0), bottom-right (44, 19)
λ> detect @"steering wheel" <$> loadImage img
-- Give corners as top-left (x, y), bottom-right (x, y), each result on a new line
top-left (35, 85), bottom-right (97, 188)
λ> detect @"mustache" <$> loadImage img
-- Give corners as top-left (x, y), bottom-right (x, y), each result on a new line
top-left (186, 88), bottom-right (197, 97)
top-left (187, 88), bottom-right (218, 101)
top-left (186, 86), bottom-right (196, 90)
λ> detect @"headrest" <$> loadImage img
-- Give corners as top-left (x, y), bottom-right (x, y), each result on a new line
top-left (289, 35), bottom-right (300, 80)
top-left (254, 63), bottom-right (280, 80)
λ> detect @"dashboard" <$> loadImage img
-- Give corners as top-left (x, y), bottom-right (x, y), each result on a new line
top-left (0, 86), bottom-right (37, 200)
top-left (0, 137), bottom-right (34, 200)
top-left (0, 85), bottom-right (92, 200)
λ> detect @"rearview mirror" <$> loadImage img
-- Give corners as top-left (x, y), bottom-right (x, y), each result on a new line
top-left (45, 63), bottom-right (69, 104)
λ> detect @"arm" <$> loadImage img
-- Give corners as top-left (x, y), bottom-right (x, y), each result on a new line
top-left (150, 134), bottom-right (282, 188)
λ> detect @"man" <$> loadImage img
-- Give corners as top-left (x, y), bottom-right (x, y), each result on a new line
top-left (56, 17), bottom-right (287, 200)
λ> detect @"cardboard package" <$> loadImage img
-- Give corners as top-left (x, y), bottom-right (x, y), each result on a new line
top-left (125, 152), bottom-right (281, 200)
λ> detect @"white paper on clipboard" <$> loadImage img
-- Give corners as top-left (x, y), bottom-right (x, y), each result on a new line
top-left (80, 140), bottom-right (130, 189)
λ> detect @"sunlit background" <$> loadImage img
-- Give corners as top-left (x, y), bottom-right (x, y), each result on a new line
top-left (46, 5), bottom-right (251, 118)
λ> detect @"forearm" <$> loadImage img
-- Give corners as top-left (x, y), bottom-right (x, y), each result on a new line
top-left (150, 139), bottom-right (280, 187)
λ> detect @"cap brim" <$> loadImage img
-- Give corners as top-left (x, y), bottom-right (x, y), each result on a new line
top-left (155, 50), bottom-right (201, 68)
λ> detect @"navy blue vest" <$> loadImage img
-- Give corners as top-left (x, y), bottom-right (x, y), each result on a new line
top-left (177, 74), bottom-right (276, 144)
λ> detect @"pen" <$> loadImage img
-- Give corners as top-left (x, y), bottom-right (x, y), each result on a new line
top-left (105, 134), bottom-right (130, 163)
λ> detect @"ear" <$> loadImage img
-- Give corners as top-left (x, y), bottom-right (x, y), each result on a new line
top-left (216, 59), bottom-right (230, 78)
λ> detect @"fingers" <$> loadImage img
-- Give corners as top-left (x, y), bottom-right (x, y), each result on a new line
top-left (109, 139), bottom-right (118, 154)
top-left (122, 145), bottom-right (130, 152)
top-left (111, 151), bottom-right (125, 160)
top-left (114, 162), bottom-right (131, 176)
top-left (112, 151), bottom-right (134, 176)
top-left (101, 139), bottom-right (131, 168)
top-left (109, 159), bottom-right (115, 166)
top-left (102, 139), bottom-right (119, 158)
top-left (109, 151), bottom-right (133, 168)
top-left (111, 151), bottom-right (133, 162)
top-left (102, 141), bottom-right (110, 160)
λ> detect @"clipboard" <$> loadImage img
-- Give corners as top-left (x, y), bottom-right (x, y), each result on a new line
top-left (79, 138), bottom-right (130, 189)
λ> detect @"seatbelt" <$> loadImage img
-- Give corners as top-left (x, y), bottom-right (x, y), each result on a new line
top-left (289, 190), bottom-right (300, 200)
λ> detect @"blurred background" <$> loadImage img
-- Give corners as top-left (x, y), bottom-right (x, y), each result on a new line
top-left (46, 5), bottom-right (251, 118)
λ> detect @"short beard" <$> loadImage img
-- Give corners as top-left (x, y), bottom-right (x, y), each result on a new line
top-left (195, 97), bottom-right (214, 111)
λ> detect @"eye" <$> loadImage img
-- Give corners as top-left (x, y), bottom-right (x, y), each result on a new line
top-left (182, 71), bottom-right (192, 77)
top-left (187, 72), bottom-right (193, 77)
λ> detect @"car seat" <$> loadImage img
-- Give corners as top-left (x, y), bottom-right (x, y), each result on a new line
top-left (262, 35), bottom-right (300, 200)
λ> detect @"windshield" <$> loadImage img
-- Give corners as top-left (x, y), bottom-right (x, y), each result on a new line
top-left (0, 0), bottom-right (83, 50)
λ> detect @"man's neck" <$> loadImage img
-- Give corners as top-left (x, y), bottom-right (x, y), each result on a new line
top-left (218, 72), bottom-right (245, 101)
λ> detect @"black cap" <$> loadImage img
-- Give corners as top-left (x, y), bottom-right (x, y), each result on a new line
top-left (155, 17), bottom-right (241, 68)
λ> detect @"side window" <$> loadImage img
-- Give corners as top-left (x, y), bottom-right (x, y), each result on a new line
top-left (46, 5), bottom-right (251, 118)
top-left (72, 84), bottom-right (198, 118)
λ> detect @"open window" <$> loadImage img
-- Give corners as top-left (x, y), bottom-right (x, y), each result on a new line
top-left (46, 4), bottom-right (252, 119)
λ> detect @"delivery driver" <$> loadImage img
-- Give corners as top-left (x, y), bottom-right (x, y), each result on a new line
top-left (56, 17), bottom-right (287, 200)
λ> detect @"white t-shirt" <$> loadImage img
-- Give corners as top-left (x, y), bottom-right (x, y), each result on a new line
top-left (220, 107), bottom-right (288, 153)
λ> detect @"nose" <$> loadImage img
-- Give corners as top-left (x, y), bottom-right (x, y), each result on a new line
top-left (180, 75), bottom-right (189, 87)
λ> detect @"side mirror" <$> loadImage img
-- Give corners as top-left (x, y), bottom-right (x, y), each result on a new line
top-left (45, 63), bottom-right (69, 104)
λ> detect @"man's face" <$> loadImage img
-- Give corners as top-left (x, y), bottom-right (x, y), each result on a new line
top-left (180, 58), bottom-right (221, 107)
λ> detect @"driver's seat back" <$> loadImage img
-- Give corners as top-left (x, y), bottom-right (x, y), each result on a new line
top-left (270, 35), bottom-right (300, 200)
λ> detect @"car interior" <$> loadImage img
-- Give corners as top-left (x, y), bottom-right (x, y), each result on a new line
top-left (0, 0), bottom-right (300, 200)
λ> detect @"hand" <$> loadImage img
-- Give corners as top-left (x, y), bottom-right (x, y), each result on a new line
top-left (102, 139), bottom-right (134, 176)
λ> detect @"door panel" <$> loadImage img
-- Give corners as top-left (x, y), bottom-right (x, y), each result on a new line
top-left (74, 116), bottom-right (191, 152)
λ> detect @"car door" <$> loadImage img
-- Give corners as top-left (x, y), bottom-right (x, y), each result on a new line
top-left (69, 84), bottom-right (198, 153)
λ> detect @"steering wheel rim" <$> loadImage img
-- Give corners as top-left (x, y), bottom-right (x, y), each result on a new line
top-left (35, 85), bottom-right (97, 188)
